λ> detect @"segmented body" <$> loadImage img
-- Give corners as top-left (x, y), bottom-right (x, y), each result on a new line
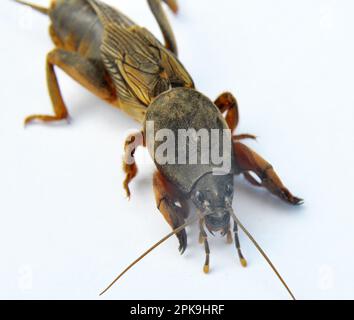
top-left (47, 0), bottom-right (194, 122)
top-left (49, 0), bottom-right (132, 60)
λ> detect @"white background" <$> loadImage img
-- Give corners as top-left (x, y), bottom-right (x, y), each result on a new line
top-left (1, 0), bottom-right (354, 300)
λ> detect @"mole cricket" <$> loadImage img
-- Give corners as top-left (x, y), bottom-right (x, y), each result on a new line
top-left (12, 0), bottom-right (303, 299)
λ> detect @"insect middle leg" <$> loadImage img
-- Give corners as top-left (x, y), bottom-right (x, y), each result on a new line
top-left (122, 131), bottom-right (145, 198)
top-left (233, 141), bottom-right (303, 205)
top-left (214, 92), bottom-right (257, 140)
top-left (153, 171), bottom-right (189, 254)
top-left (25, 49), bottom-right (115, 125)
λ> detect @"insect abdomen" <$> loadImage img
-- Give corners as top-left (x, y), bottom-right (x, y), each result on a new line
top-left (49, 0), bottom-right (103, 61)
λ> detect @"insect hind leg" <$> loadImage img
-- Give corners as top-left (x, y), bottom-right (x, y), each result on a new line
top-left (25, 50), bottom-right (69, 125)
top-left (162, 0), bottom-right (178, 13)
top-left (25, 49), bottom-right (115, 126)
top-left (148, 0), bottom-right (179, 55)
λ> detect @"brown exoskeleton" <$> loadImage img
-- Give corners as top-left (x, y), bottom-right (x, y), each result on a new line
top-left (13, 0), bottom-right (303, 299)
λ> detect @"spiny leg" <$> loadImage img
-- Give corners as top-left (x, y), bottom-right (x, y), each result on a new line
top-left (162, 0), bottom-right (179, 13)
top-left (25, 49), bottom-right (115, 125)
top-left (199, 219), bottom-right (210, 274)
top-left (148, 0), bottom-right (179, 55)
top-left (233, 221), bottom-right (247, 267)
top-left (123, 131), bottom-right (145, 198)
top-left (25, 51), bottom-right (69, 125)
top-left (234, 141), bottom-right (303, 205)
top-left (153, 171), bottom-right (189, 254)
top-left (214, 92), bottom-right (257, 140)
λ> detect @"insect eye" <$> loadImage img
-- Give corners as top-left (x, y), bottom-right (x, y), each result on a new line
top-left (195, 191), bottom-right (204, 203)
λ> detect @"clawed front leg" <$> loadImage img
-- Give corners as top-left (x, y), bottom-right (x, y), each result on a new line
top-left (234, 142), bottom-right (303, 205)
top-left (215, 92), bottom-right (303, 205)
top-left (153, 171), bottom-right (189, 254)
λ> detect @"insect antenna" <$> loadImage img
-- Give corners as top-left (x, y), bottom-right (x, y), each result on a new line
top-left (231, 212), bottom-right (296, 300)
top-left (99, 216), bottom-right (199, 296)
